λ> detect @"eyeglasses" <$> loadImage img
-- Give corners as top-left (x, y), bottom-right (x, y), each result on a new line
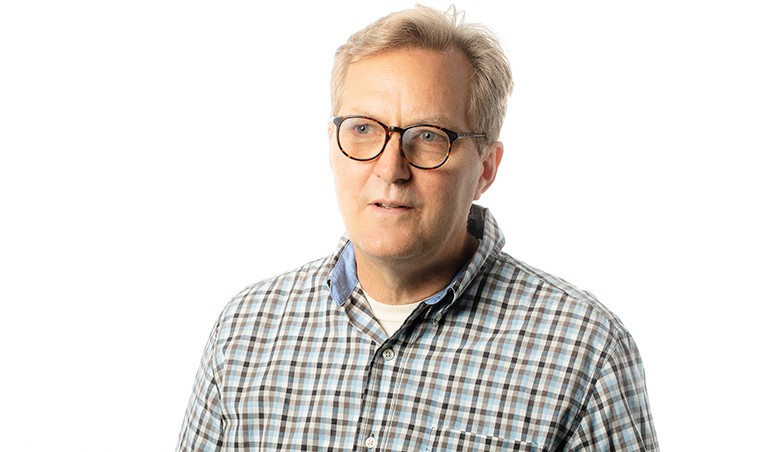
top-left (332, 115), bottom-right (486, 170)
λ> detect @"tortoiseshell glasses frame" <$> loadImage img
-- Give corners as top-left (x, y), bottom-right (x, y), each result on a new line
top-left (332, 115), bottom-right (486, 170)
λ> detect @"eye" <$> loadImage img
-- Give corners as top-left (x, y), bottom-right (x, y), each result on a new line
top-left (419, 131), bottom-right (437, 142)
top-left (410, 127), bottom-right (448, 145)
top-left (342, 117), bottom-right (380, 136)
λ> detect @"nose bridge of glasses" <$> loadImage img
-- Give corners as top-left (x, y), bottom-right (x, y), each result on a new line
top-left (384, 125), bottom-right (407, 150)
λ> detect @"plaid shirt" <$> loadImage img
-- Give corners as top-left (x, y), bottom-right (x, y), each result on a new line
top-left (177, 205), bottom-right (657, 451)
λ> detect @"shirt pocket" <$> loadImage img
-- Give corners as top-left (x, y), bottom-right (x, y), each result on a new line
top-left (425, 428), bottom-right (542, 451)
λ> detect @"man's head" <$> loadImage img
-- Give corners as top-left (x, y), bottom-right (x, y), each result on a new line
top-left (331, 5), bottom-right (513, 148)
top-left (328, 6), bottom-right (513, 291)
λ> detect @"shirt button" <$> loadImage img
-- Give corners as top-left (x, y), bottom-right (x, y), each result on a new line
top-left (382, 348), bottom-right (395, 361)
top-left (365, 436), bottom-right (377, 449)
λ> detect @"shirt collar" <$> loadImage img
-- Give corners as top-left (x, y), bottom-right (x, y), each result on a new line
top-left (329, 240), bottom-right (357, 306)
top-left (328, 204), bottom-right (505, 309)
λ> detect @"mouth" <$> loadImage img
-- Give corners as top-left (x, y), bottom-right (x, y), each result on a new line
top-left (372, 201), bottom-right (412, 210)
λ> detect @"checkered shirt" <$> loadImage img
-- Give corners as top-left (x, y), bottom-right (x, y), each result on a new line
top-left (177, 205), bottom-right (658, 451)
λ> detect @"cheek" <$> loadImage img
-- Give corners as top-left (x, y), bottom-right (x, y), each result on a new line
top-left (330, 156), bottom-right (364, 206)
top-left (419, 174), bottom-right (474, 221)
top-left (331, 166), bottom-right (349, 204)
top-left (442, 162), bottom-right (483, 205)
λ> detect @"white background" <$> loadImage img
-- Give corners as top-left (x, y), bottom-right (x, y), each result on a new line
top-left (1, 1), bottom-right (766, 450)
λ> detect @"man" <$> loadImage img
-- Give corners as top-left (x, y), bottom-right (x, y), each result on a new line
top-left (178, 6), bottom-right (657, 451)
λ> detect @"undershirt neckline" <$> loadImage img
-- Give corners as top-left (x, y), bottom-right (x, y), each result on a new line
top-left (362, 290), bottom-right (423, 337)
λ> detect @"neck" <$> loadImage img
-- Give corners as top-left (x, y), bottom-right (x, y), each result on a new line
top-left (355, 233), bottom-right (478, 305)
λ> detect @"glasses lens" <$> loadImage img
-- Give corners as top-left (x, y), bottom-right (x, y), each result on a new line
top-left (402, 127), bottom-right (451, 168)
top-left (338, 117), bottom-right (386, 160)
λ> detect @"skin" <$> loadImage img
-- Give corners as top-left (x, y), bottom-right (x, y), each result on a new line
top-left (329, 47), bottom-right (503, 305)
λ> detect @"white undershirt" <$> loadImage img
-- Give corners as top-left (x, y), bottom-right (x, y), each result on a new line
top-left (362, 291), bottom-right (423, 337)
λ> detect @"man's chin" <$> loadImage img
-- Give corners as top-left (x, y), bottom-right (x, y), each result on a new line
top-left (352, 238), bottom-right (424, 265)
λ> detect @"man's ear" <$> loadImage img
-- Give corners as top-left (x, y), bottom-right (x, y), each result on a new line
top-left (474, 142), bottom-right (504, 200)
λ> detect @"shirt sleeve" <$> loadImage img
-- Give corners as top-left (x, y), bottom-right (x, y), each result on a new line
top-left (564, 331), bottom-right (659, 451)
top-left (176, 321), bottom-right (225, 451)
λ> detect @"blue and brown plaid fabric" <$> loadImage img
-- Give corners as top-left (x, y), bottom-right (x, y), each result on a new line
top-left (177, 205), bottom-right (657, 450)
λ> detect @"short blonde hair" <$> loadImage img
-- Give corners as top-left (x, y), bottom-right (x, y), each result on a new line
top-left (331, 5), bottom-right (513, 147)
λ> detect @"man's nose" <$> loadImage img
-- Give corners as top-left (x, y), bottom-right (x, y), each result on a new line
top-left (373, 132), bottom-right (412, 183)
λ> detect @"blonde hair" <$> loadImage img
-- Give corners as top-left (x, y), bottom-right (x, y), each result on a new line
top-left (331, 5), bottom-right (513, 147)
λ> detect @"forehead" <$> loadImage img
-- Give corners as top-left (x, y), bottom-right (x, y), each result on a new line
top-left (339, 47), bottom-right (473, 128)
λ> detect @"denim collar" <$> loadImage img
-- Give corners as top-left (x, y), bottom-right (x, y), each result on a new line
top-left (327, 204), bottom-right (505, 309)
top-left (329, 241), bottom-right (461, 307)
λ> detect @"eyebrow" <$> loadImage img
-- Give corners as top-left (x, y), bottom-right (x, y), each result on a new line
top-left (344, 111), bottom-right (458, 129)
